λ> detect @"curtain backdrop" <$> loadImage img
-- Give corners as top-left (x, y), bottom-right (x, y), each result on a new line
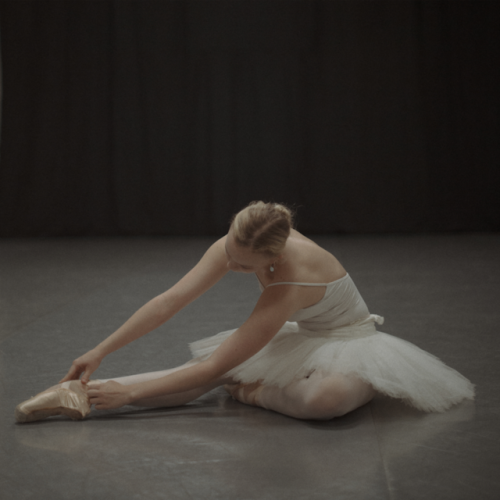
top-left (0, 1), bottom-right (499, 236)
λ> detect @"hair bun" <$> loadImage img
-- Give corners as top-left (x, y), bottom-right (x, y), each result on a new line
top-left (231, 201), bottom-right (294, 256)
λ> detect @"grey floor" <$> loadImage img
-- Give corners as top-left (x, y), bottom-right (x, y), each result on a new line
top-left (1, 234), bottom-right (499, 500)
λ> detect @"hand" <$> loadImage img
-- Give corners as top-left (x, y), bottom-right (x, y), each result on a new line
top-left (59, 350), bottom-right (103, 385)
top-left (87, 381), bottom-right (131, 410)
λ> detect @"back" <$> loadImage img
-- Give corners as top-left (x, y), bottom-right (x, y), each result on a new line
top-left (288, 274), bottom-right (371, 330)
top-left (257, 229), bottom-right (346, 287)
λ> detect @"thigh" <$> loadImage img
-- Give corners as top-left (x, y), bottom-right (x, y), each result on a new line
top-left (231, 371), bottom-right (375, 420)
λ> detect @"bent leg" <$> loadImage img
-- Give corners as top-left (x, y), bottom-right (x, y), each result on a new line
top-left (228, 371), bottom-right (375, 420)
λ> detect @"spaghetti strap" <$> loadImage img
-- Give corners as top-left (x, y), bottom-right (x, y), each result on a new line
top-left (191, 270), bottom-right (475, 412)
top-left (265, 273), bottom-right (350, 288)
top-left (267, 281), bottom-right (330, 287)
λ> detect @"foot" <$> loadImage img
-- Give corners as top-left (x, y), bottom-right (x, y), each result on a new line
top-left (224, 381), bottom-right (264, 407)
top-left (15, 380), bottom-right (96, 423)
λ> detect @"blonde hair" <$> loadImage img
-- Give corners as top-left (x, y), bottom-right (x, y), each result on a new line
top-left (230, 201), bottom-right (293, 256)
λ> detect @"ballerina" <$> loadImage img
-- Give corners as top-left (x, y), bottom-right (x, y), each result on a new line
top-left (15, 201), bottom-right (474, 423)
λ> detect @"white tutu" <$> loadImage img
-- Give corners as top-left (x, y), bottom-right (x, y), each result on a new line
top-left (190, 275), bottom-right (475, 413)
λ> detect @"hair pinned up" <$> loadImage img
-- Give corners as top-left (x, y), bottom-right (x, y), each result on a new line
top-left (230, 201), bottom-right (294, 257)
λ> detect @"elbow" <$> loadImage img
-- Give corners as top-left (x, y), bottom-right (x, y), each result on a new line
top-left (151, 293), bottom-right (179, 322)
top-left (148, 296), bottom-right (169, 325)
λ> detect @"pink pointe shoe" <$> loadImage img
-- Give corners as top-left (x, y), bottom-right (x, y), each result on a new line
top-left (224, 381), bottom-right (264, 407)
top-left (15, 380), bottom-right (98, 423)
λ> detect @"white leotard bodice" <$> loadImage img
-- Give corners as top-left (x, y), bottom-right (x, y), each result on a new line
top-left (191, 273), bottom-right (475, 412)
top-left (258, 273), bottom-right (371, 330)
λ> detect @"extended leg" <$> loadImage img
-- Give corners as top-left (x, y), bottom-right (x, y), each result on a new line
top-left (16, 360), bottom-right (233, 422)
top-left (227, 371), bottom-right (375, 420)
top-left (98, 360), bottom-right (233, 408)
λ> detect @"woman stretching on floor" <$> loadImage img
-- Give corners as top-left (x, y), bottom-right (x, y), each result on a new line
top-left (15, 201), bottom-right (474, 423)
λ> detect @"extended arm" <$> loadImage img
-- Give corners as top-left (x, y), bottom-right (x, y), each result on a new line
top-left (61, 237), bottom-right (230, 383)
top-left (102, 285), bottom-right (299, 406)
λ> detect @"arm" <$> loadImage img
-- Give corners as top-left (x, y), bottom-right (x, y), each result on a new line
top-left (110, 285), bottom-right (299, 405)
top-left (93, 236), bottom-right (230, 357)
top-left (61, 236), bottom-right (230, 383)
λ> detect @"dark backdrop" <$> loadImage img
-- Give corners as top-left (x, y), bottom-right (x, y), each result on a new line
top-left (0, 0), bottom-right (499, 236)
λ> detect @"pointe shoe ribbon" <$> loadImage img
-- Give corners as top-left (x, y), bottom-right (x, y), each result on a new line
top-left (15, 380), bottom-right (94, 423)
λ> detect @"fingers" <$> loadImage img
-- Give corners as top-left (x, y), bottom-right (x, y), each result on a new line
top-left (87, 388), bottom-right (101, 408)
top-left (59, 362), bottom-right (95, 384)
top-left (88, 382), bottom-right (103, 404)
top-left (81, 370), bottom-right (91, 385)
top-left (87, 388), bottom-right (100, 399)
top-left (59, 365), bottom-right (81, 383)
top-left (90, 399), bottom-right (103, 410)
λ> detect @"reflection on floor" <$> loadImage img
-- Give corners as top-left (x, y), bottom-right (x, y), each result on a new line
top-left (1, 234), bottom-right (499, 499)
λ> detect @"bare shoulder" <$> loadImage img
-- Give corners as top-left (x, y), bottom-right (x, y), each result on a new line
top-left (200, 235), bottom-right (229, 271)
top-left (209, 234), bottom-right (227, 254)
top-left (285, 229), bottom-right (346, 283)
top-left (164, 235), bottom-right (229, 307)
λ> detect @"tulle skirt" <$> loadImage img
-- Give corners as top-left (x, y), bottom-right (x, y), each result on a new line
top-left (190, 314), bottom-right (475, 412)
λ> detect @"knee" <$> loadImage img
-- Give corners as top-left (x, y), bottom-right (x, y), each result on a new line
top-left (300, 378), bottom-right (353, 420)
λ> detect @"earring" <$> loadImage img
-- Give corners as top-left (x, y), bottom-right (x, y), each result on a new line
top-left (270, 264), bottom-right (275, 272)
